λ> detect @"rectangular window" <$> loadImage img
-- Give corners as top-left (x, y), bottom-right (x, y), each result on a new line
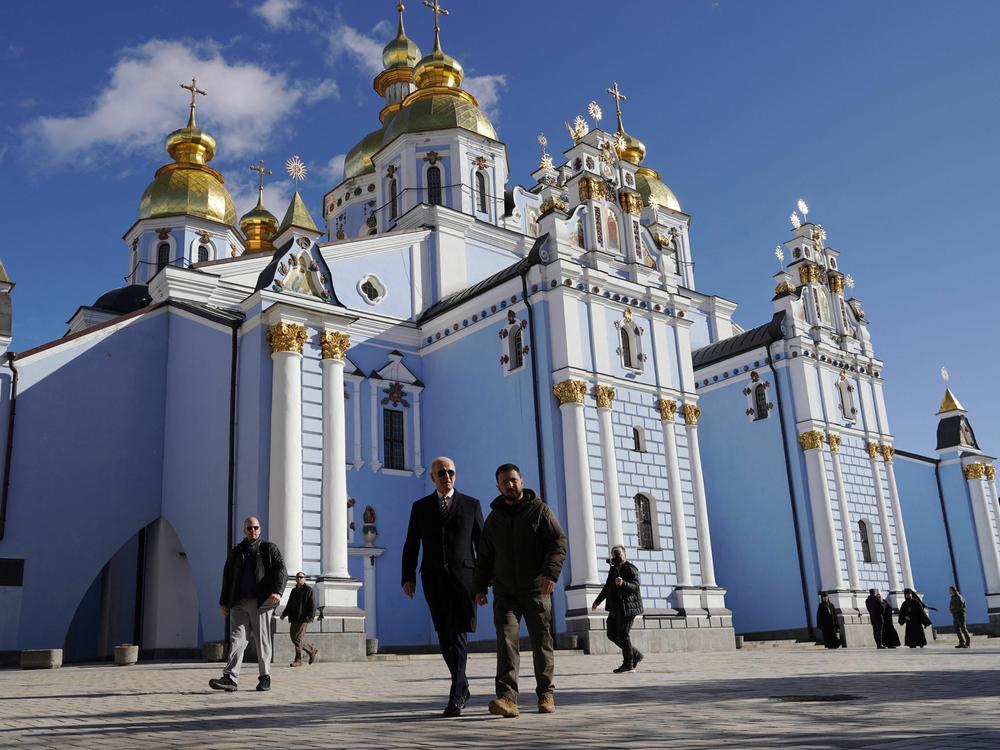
top-left (383, 409), bottom-right (405, 470)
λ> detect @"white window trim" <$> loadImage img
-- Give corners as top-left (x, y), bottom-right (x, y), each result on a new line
top-left (357, 274), bottom-right (387, 306)
top-left (615, 316), bottom-right (645, 373)
top-left (423, 161), bottom-right (445, 207)
top-left (634, 492), bottom-right (661, 551)
top-left (190, 236), bottom-right (216, 264)
top-left (472, 167), bottom-right (491, 221)
top-left (501, 318), bottom-right (528, 376)
top-left (369, 380), bottom-right (425, 477)
top-left (631, 425), bottom-right (646, 452)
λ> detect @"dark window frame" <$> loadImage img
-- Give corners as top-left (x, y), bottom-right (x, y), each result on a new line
top-left (427, 166), bottom-right (442, 206)
top-left (753, 383), bottom-right (769, 421)
top-left (635, 494), bottom-right (654, 550)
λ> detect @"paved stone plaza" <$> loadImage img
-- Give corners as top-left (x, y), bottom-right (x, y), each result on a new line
top-left (1, 642), bottom-right (998, 749)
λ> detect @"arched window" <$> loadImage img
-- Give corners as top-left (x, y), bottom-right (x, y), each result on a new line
top-left (858, 519), bottom-right (874, 563)
top-left (157, 242), bottom-right (170, 271)
top-left (753, 384), bottom-right (769, 421)
top-left (837, 375), bottom-right (857, 423)
top-left (476, 171), bottom-right (488, 213)
top-left (607, 212), bottom-right (620, 251)
top-left (509, 327), bottom-right (524, 370)
top-left (576, 220), bottom-right (585, 248)
top-left (388, 177), bottom-right (398, 220)
top-left (635, 494), bottom-right (654, 550)
top-left (620, 327), bottom-right (633, 368)
top-left (197, 244), bottom-right (210, 263)
top-left (427, 166), bottom-right (442, 206)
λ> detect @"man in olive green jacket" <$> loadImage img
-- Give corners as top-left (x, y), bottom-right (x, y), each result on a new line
top-left (474, 463), bottom-right (567, 718)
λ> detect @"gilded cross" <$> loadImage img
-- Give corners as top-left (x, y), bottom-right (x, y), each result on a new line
top-left (422, 0), bottom-right (448, 49)
top-left (180, 78), bottom-right (207, 127)
top-left (607, 81), bottom-right (628, 132)
top-left (249, 160), bottom-right (272, 192)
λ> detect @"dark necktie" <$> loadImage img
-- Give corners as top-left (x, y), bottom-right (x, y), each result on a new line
top-left (440, 495), bottom-right (449, 515)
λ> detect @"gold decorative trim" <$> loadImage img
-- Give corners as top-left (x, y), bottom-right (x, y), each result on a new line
top-left (798, 263), bottom-right (822, 285)
top-left (985, 465), bottom-right (997, 481)
top-left (963, 463), bottom-right (985, 480)
top-left (657, 398), bottom-right (677, 422)
top-left (881, 443), bottom-right (895, 463)
top-left (552, 379), bottom-right (587, 405)
top-left (828, 273), bottom-right (845, 294)
top-left (827, 433), bottom-right (841, 453)
top-left (774, 280), bottom-right (796, 296)
top-left (539, 196), bottom-right (567, 214)
top-left (267, 322), bottom-right (308, 354)
top-left (320, 330), bottom-right (350, 360)
top-left (866, 441), bottom-right (880, 460)
top-left (683, 403), bottom-right (701, 426)
top-left (618, 190), bottom-right (642, 215)
top-left (799, 430), bottom-right (825, 451)
top-left (594, 385), bottom-right (616, 409)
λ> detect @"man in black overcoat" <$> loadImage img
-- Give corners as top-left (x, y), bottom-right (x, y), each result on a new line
top-left (402, 456), bottom-right (484, 717)
top-left (816, 592), bottom-right (841, 649)
top-left (865, 588), bottom-right (885, 648)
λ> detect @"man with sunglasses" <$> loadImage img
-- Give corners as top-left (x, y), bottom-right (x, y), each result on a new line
top-left (280, 572), bottom-right (318, 666)
top-left (402, 456), bottom-right (484, 717)
top-left (210, 516), bottom-right (286, 693)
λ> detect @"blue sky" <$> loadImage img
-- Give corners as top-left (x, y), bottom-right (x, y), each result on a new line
top-left (1, 1), bottom-right (997, 456)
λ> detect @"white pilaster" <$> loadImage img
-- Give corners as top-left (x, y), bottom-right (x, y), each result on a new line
top-left (321, 332), bottom-right (350, 580)
top-left (658, 398), bottom-right (691, 587)
top-left (412, 387), bottom-right (424, 477)
top-left (964, 463), bottom-right (1000, 596)
top-left (881, 446), bottom-right (915, 591)
top-left (868, 442), bottom-right (902, 594)
top-left (595, 387), bottom-right (624, 549)
top-left (267, 322), bottom-right (307, 579)
top-left (684, 404), bottom-right (716, 587)
top-left (800, 430), bottom-right (846, 592)
top-left (369, 383), bottom-right (381, 472)
top-left (827, 434), bottom-right (860, 591)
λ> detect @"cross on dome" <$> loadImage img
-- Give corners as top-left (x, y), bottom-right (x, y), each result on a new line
top-left (180, 78), bottom-right (207, 128)
top-left (422, 0), bottom-right (449, 51)
top-left (607, 81), bottom-right (628, 130)
top-left (249, 160), bottom-right (272, 201)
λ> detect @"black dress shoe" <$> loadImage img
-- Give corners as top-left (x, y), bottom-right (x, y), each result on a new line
top-left (209, 675), bottom-right (238, 692)
top-left (460, 687), bottom-right (471, 708)
top-left (442, 702), bottom-right (462, 717)
top-left (256, 675), bottom-right (271, 692)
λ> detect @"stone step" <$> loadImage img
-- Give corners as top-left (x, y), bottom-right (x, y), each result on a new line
top-left (739, 639), bottom-right (820, 650)
top-left (368, 649), bottom-right (587, 661)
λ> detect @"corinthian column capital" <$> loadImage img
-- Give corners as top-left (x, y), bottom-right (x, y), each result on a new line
top-left (553, 379), bottom-right (587, 405)
top-left (267, 322), bottom-right (308, 354)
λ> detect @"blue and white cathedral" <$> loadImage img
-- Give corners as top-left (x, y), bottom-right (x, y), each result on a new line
top-left (0, 5), bottom-right (996, 662)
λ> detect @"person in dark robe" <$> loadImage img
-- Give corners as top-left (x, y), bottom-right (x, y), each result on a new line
top-left (898, 588), bottom-right (929, 648)
top-left (816, 593), bottom-right (841, 648)
top-left (865, 589), bottom-right (884, 648)
top-left (881, 596), bottom-right (901, 648)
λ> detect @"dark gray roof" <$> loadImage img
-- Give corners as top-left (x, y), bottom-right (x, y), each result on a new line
top-left (692, 312), bottom-right (785, 370)
top-left (416, 237), bottom-right (544, 325)
top-left (93, 284), bottom-right (152, 314)
top-left (937, 415), bottom-right (980, 452)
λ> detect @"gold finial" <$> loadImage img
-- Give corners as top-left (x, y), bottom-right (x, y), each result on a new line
top-left (249, 160), bottom-right (272, 207)
top-left (422, 0), bottom-right (449, 52)
top-left (286, 155), bottom-right (307, 182)
top-left (607, 81), bottom-right (627, 133)
top-left (180, 77), bottom-right (207, 128)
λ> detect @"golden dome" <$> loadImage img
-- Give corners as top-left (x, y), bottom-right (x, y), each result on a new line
top-left (617, 130), bottom-right (646, 166)
top-left (635, 166), bottom-right (681, 213)
top-left (240, 190), bottom-right (278, 253)
top-left (383, 90), bottom-right (496, 142)
top-left (138, 107), bottom-right (236, 226)
top-left (344, 128), bottom-right (385, 180)
top-left (383, 3), bottom-right (421, 70)
top-left (413, 49), bottom-right (464, 90)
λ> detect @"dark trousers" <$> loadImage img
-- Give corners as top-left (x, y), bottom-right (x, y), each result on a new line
top-left (953, 613), bottom-right (971, 647)
top-left (289, 620), bottom-right (316, 661)
top-left (869, 617), bottom-right (884, 648)
top-left (437, 627), bottom-right (470, 705)
top-left (493, 592), bottom-right (554, 702)
top-left (607, 610), bottom-right (637, 665)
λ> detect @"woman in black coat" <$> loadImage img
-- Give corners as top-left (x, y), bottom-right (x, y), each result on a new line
top-left (816, 593), bottom-right (841, 649)
top-left (592, 545), bottom-right (644, 672)
top-left (898, 588), bottom-right (929, 647)
top-left (881, 596), bottom-right (901, 648)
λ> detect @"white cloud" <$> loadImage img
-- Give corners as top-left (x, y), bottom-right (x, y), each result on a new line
top-left (326, 25), bottom-right (385, 78)
top-left (230, 173), bottom-right (295, 224)
top-left (303, 78), bottom-right (340, 104)
top-left (322, 153), bottom-right (346, 184)
top-left (254, 0), bottom-right (300, 29)
top-left (464, 74), bottom-right (507, 120)
top-left (29, 39), bottom-right (330, 168)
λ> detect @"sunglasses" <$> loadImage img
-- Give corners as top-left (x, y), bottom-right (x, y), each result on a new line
top-left (246, 525), bottom-right (260, 531)
top-left (436, 469), bottom-right (456, 478)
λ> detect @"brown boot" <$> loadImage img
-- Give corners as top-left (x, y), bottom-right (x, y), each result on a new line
top-left (290, 660), bottom-right (303, 667)
top-left (487, 697), bottom-right (520, 718)
top-left (537, 695), bottom-right (555, 714)
top-left (307, 648), bottom-right (318, 665)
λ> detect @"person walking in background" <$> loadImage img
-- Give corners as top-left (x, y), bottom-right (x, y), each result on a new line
top-left (210, 516), bottom-right (286, 693)
top-left (949, 586), bottom-right (972, 648)
top-left (402, 456), bottom-right (484, 717)
top-left (865, 589), bottom-right (885, 648)
top-left (881, 595), bottom-right (901, 648)
top-left (474, 464), bottom-right (566, 718)
top-left (592, 545), bottom-right (644, 672)
top-left (898, 588), bottom-right (929, 648)
top-left (816, 592), bottom-right (841, 649)
top-left (281, 572), bottom-right (318, 666)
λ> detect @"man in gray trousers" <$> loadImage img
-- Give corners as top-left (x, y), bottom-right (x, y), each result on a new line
top-left (210, 516), bottom-right (287, 692)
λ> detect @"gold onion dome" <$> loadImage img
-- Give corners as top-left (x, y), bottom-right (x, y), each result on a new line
top-left (383, 3), bottom-right (422, 70)
top-left (344, 128), bottom-right (385, 180)
top-left (240, 192), bottom-right (278, 253)
top-left (383, 92), bottom-right (496, 142)
top-left (617, 129), bottom-right (646, 166)
top-left (138, 95), bottom-right (237, 226)
top-left (635, 166), bottom-right (682, 213)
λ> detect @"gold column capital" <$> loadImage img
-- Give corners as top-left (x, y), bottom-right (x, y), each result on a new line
top-left (828, 273), bottom-right (845, 294)
top-left (267, 322), bottom-right (308, 354)
top-left (657, 398), bottom-right (678, 422)
top-left (798, 263), bottom-right (821, 285)
top-left (866, 441), bottom-right (881, 460)
top-left (553, 379), bottom-right (587, 405)
top-left (320, 330), bottom-right (350, 360)
top-left (683, 403), bottom-right (701, 426)
top-left (985, 465), bottom-right (997, 481)
top-left (799, 430), bottom-right (825, 451)
top-left (827, 433), bottom-right (841, 453)
top-left (594, 385), bottom-right (616, 409)
top-left (963, 463), bottom-right (986, 480)
top-left (881, 443), bottom-right (895, 463)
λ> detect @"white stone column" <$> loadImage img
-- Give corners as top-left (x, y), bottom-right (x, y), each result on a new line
top-left (800, 430), bottom-right (846, 592)
top-left (986, 465), bottom-right (1000, 513)
top-left (881, 444), bottom-right (915, 591)
top-left (658, 398), bottom-right (692, 587)
top-left (868, 441), bottom-right (902, 594)
top-left (267, 322), bottom-right (307, 580)
top-left (553, 379), bottom-right (600, 616)
top-left (321, 331), bottom-right (350, 580)
top-left (827, 433), bottom-right (860, 591)
top-left (684, 404), bottom-right (716, 587)
top-left (964, 463), bottom-right (1000, 595)
top-left (594, 386), bottom-right (624, 549)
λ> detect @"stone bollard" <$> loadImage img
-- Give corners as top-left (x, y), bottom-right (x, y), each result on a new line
top-left (365, 638), bottom-right (379, 656)
top-left (114, 644), bottom-right (139, 666)
top-left (21, 649), bottom-right (62, 670)
top-left (202, 641), bottom-right (226, 662)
